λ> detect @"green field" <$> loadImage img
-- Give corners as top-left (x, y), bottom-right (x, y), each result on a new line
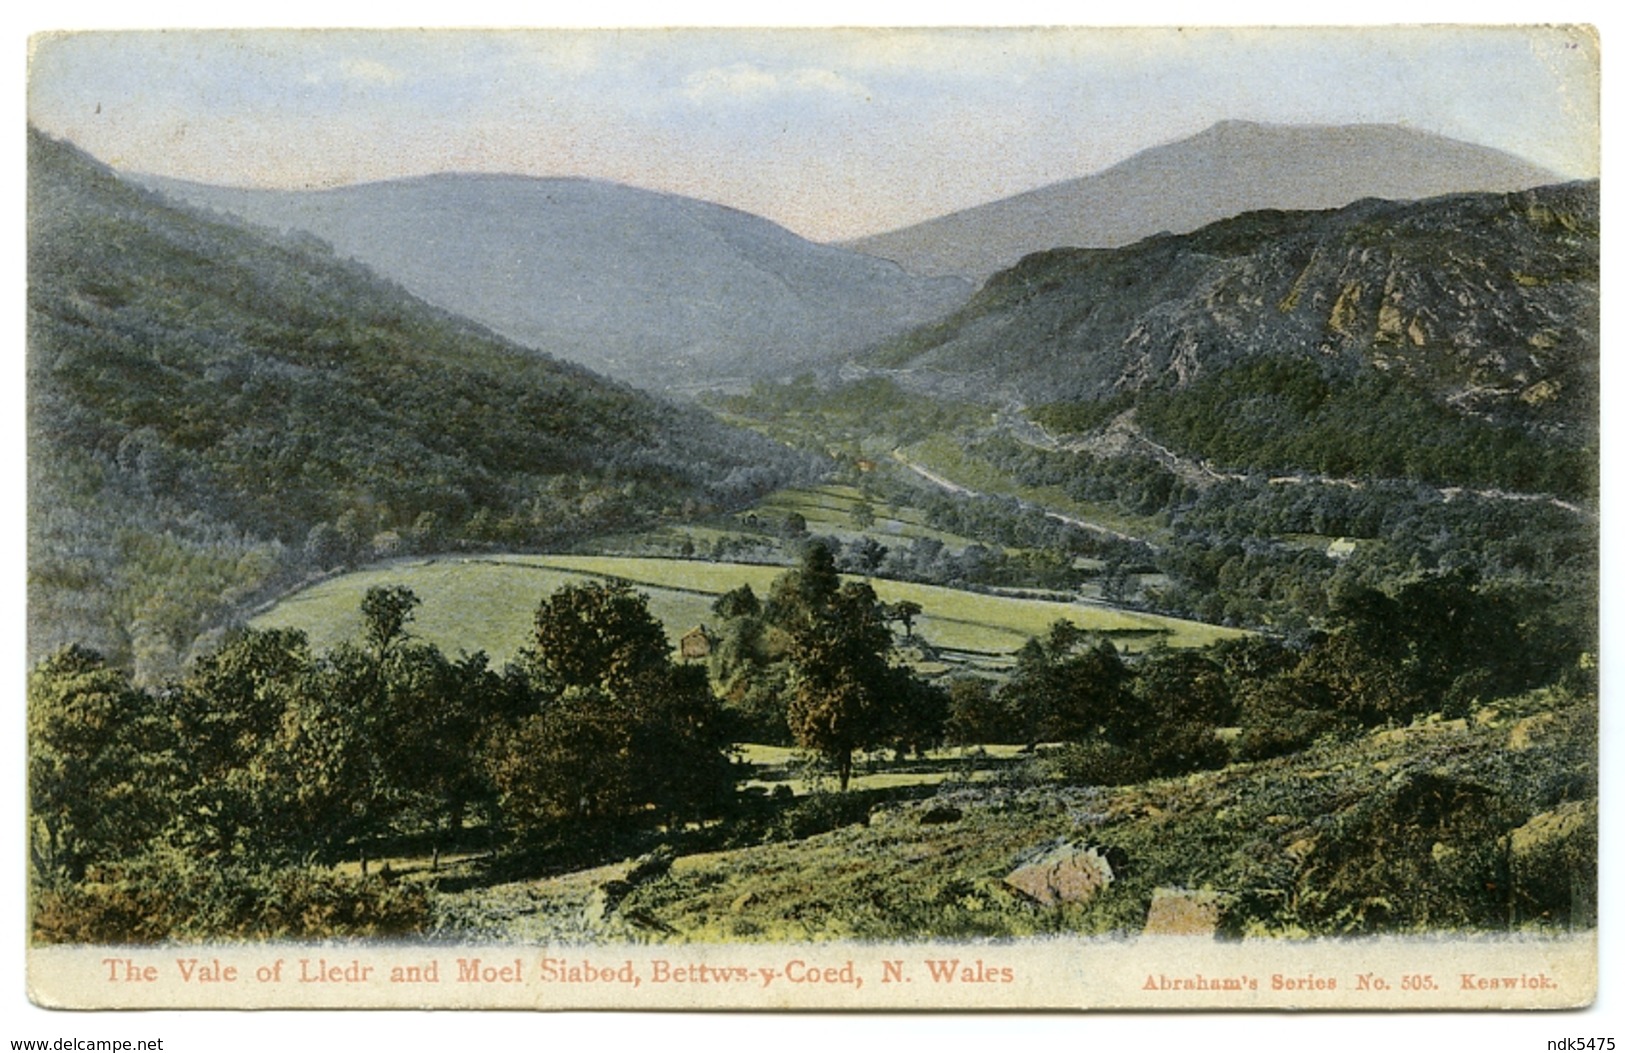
top-left (252, 554), bottom-right (1243, 665)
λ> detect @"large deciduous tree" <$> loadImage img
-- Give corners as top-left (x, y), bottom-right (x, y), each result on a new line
top-left (490, 581), bottom-right (734, 832)
top-left (530, 580), bottom-right (670, 692)
top-left (780, 543), bottom-right (900, 791)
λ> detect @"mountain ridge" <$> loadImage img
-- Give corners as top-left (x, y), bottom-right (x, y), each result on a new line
top-left (27, 128), bottom-right (811, 679)
top-left (134, 169), bottom-right (973, 393)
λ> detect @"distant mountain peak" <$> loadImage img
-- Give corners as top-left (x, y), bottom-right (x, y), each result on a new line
top-left (843, 122), bottom-right (1562, 280)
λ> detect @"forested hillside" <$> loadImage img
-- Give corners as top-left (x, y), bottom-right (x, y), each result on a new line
top-left (27, 128), bottom-right (812, 681)
top-left (863, 182), bottom-right (1598, 497)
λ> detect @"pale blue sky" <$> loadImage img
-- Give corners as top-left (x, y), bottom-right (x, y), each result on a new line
top-left (27, 26), bottom-right (1598, 241)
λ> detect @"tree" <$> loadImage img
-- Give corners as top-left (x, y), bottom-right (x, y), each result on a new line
top-left (177, 627), bottom-right (311, 779)
top-left (711, 583), bottom-right (761, 622)
top-left (888, 600), bottom-right (923, 640)
top-left (1302, 569), bottom-right (1530, 726)
top-left (765, 540), bottom-right (841, 631)
top-left (945, 675), bottom-right (1015, 745)
top-left (708, 583), bottom-right (789, 745)
top-left (29, 647), bottom-right (175, 879)
top-left (844, 536), bottom-right (888, 577)
top-left (785, 579), bottom-right (898, 791)
top-left (360, 584), bottom-right (421, 658)
top-left (170, 628), bottom-right (313, 860)
top-left (491, 582), bottom-right (734, 833)
top-left (1134, 649), bottom-right (1234, 727)
top-left (374, 645), bottom-right (505, 842)
top-left (884, 668), bottom-right (949, 758)
top-left (531, 581), bottom-right (669, 691)
top-left (490, 687), bottom-right (640, 828)
top-left (1001, 622), bottom-right (1131, 748)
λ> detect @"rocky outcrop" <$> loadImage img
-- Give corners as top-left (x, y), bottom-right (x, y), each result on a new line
top-left (1142, 887), bottom-right (1228, 936)
top-left (862, 181), bottom-right (1597, 435)
top-left (1002, 841), bottom-right (1116, 907)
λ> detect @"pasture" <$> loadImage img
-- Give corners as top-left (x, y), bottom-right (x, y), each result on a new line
top-left (251, 553), bottom-right (1243, 667)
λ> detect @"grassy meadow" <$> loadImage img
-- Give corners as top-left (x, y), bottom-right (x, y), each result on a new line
top-left (252, 552), bottom-right (1242, 668)
top-left (744, 483), bottom-right (987, 550)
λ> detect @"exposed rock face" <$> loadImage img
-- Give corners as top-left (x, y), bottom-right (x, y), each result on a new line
top-left (1003, 842), bottom-right (1115, 906)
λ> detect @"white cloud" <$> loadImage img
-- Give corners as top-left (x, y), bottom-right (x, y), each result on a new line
top-left (681, 62), bottom-right (869, 103)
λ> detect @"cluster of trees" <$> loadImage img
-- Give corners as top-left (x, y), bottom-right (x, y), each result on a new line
top-left (769, 531), bottom-right (1085, 596)
top-left (973, 435), bottom-right (1196, 519)
top-left (942, 633), bottom-right (1246, 784)
top-left (28, 582), bottom-right (732, 941)
top-left (30, 581), bottom-right (742, 886)
top-left (946, 423), bottom-right (1594, 639)
top-left (1152, 476), bottom-right (1595, 632)
top-left (31, 542), bottom-right (959, 938)
top-left (938, 567), bottom-right (1579, 786)
top-left (1133, 357), bottom-right (1594, 499)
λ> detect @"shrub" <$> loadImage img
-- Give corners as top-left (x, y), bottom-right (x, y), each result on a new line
top-left (1232, 676), bottom-right (1350, 761)
top-left (1296, 772), bottom-right (1518, 933)
top-left (32, 851), bottom-right (430, 944)
top-left (768, 792), bottom-right (873, 841)
top-left (1041, 741), bottom-right (1150, 787)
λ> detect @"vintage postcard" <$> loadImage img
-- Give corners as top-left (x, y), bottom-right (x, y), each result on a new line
top-left (22, 24), bottom-right (1600, 1015)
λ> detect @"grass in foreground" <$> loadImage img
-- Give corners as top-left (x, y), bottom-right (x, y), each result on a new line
top-left (430, 685), bottom-right (1594, 943)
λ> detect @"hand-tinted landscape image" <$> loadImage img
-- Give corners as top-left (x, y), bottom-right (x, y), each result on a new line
top-left (25, 27), bottom-right (1599, 1001)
